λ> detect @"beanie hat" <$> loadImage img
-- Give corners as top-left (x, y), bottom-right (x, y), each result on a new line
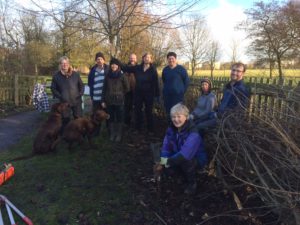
top-left (109, 57), bottom-right (121, 68)
top-left (200, 78), bottom-right (212, 90)
top-left (95, 52), bottom-right (105, 61)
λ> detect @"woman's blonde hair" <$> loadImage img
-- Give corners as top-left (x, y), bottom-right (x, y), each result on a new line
top-left (170, 103), bottom-right (189, 118)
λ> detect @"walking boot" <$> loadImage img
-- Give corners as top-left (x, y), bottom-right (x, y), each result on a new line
top-left (115, 123), bottom-right (123, 142)
top-left (182, 159), bottom-right (198, 195)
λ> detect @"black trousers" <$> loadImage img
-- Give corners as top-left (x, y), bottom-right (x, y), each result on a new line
top-left (124, 91), bottom-right (134, 126)
top-left (134, 92), bottom-right (154, 131)
top-left (165, 158), bottom-right (197, 184)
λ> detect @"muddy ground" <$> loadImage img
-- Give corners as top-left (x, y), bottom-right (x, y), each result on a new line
top-left (0, 107), bottom-right (282, 224)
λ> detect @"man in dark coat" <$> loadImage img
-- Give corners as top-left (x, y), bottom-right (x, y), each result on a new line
top-left (51, 56), bottom-right (84, 119)
top-left (124, 53), bottom-right (137, 127)
top-left (122, 53), bottom-right (160, 133)
top-left (218, 62), bottom-right (250, 116)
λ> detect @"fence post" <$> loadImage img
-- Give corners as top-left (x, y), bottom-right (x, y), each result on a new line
top-left (14, 75), bottom-right (19, 106)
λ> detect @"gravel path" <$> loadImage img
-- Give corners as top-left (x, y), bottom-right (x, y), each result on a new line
top-left (0, 111), bottom-right (43, 151)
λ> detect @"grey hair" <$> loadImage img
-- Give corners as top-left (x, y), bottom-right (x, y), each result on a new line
top-left (59, 56), bottom-right (70, 64)
top-left (170, 103), bottom-right (189, 118)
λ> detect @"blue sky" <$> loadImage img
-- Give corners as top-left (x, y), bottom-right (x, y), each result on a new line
top-left (200, 0), bottom-right (270, 62)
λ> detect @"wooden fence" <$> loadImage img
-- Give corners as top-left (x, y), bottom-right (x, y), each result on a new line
top-left (186, 76), bottom-right (300, 123)
top-left (0, 75), bottom-right (47, 106)
top-left (0, 75), bottom-right (299, 121)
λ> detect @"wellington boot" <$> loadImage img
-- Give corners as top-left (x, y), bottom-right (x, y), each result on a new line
top-left (115, 123), bottom-right (123, 142)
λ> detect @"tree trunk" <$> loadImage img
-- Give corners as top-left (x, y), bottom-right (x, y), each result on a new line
top-left (109, 35), bottom-right (117, 57)
top-left (191, 60), bottom-right (195, 77)
top-left (210, 65), bottom-right (214, 79)
top-left (269, 61), bottom-right (273, 79)
top-left (277, 55), bottom-right (284, 85)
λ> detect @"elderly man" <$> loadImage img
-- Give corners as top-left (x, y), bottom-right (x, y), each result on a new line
top-left (51, 56), bottom-right (84, 119)
top-left (51, 56), bottom-right (84, 133)
top-left (124, 53), bottom-right (137, 127)
top-left (162, 52), bottom-right (190, 119)
top-left (218, 62), bottom-right (250, 115)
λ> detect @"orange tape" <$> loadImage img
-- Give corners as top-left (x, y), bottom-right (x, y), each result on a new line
top-left (0, 164), bottom-right (15, 185)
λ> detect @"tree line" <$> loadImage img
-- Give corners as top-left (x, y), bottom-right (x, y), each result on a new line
top-left (0, 0), bottom-right (299, 79)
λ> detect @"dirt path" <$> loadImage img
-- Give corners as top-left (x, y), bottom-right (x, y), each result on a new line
top-left (0, 110), bottom-right (43, 151)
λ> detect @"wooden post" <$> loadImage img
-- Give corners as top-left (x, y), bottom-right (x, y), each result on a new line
top-left (14, 74), bottom-right (19, 106)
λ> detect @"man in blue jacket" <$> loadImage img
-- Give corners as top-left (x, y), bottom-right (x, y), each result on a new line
top-left (162, 52), bottom-right (189, 119)
top-left (218, 62), bottom-right (250, 116)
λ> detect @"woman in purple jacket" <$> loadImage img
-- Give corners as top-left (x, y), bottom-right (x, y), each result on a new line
top-left (160, 103), bottom-right (207, 195)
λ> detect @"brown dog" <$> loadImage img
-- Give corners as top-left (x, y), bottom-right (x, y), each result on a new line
top-left (33, 102), bottom-right (70, 154)
top-left (63, 110), bottom-right (110, 150)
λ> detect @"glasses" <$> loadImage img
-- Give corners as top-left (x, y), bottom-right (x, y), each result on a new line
top-left (231, 69), bottom-right (243, 73)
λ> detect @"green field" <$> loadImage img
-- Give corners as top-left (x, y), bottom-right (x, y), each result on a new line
top-left (191, 68), bottom-right (300, 78)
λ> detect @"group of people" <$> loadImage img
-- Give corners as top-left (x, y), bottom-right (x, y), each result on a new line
top-left (51, 51), bottom-right (191, 140)
top-left (51, 53), bottom-right (250, 195)
top-left (158, 62), bottom-right (250, 194)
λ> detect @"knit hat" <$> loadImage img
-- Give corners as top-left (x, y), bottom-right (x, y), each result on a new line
top-left (200, 78), bottom-right (212, 90)
top-left (109, 57), bottom-right (121, 68)
top-left (95, 52), bottom-right (105, 61)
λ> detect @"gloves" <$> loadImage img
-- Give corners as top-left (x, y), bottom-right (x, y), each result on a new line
top-left (160, 157), bottom-right (170, 168)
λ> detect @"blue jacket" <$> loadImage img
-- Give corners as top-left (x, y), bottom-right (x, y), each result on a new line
top-left (218, 80), bottom-right (250, 114)
top-left (162, 65), bottom-right (189, 96)
top-left (88, 64), bottom-right (109, 100)
top-left (161, 120), bottom-right (207, 168)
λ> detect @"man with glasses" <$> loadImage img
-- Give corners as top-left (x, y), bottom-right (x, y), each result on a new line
top-left (218, 62), bottom-right (250, 115)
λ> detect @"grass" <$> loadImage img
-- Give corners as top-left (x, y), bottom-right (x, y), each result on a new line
top-left (0, 130), bottom-right (148, 224)
top-left (192, 68), bottom-right (300, 78)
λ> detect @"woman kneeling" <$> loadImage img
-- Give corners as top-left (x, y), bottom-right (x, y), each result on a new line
top-left (160, 103), bottom-right (208, 195)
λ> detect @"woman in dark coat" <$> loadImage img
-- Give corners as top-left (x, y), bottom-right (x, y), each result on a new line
top-left (122, 53), bottom-right (160, 133)
top-left (102, 58), bottom-right (129, 142)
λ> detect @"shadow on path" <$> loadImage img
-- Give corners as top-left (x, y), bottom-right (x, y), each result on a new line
top-left (0, 111), bottom-right (43, 151)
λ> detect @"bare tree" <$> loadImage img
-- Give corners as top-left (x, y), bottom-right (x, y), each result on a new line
top-left (229, 38), bottom-right (240, 64)
top-left (207, 40), bottom-right (221, 79)
top-left (241, 1), bottom-right (300, 83)
top-left (30, 0), bottom-right (203, 57)
top-left (248, 39), bottom-right (276, 78)
top-left (147, 26), bottom-right (182, 67)
top-left (20, 11), bottom-right (54, 75)
top-left (0, 0), bottom-right (24, 74)
top-left (182, 15), bottom-right (210, 77)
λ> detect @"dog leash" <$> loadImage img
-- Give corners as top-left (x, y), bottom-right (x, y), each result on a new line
top-left (0, 195), bottom-right (33, 225)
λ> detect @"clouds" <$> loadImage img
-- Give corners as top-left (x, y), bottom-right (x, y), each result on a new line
top-left (205, 0), bottom-right (250, 62)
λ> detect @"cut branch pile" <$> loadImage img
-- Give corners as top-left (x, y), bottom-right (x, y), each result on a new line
top-left (213, 98), bottom-right (300, 224)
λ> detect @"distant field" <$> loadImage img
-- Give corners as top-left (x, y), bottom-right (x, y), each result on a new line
top-left (42, 69), bottom-right (300, 84)
top-left (191, 69), bottom-right (300, 78)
